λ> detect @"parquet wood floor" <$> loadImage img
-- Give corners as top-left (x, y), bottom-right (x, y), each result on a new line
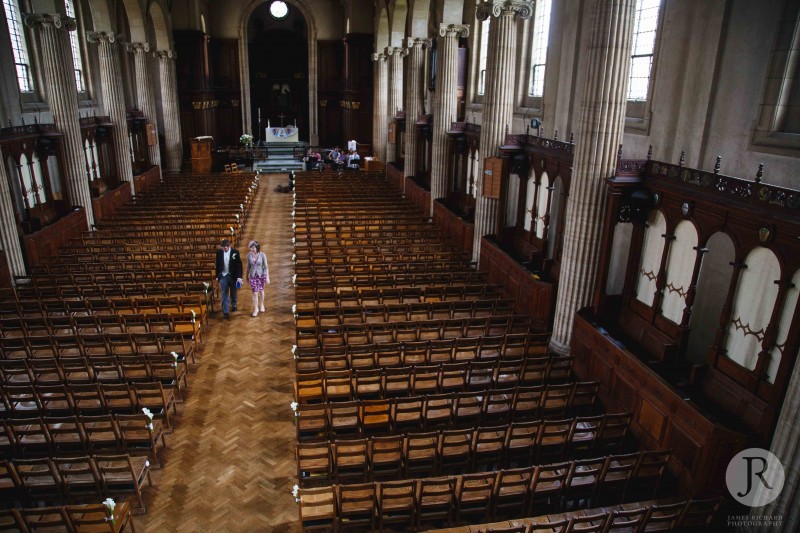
top-left (132, 174), bottom-right (299, 532)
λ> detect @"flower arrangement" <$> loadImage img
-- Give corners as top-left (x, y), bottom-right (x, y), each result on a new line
top-left (292, 484), bottom-right (300, 502)
top-left (240, 133), bottom-right (253, 146)
top-left (142, 407), bottom-right (154, 431)
top-left (171, 351), bottom-right (180, 368)
top-left (103, 498), bottom-right (116, 524)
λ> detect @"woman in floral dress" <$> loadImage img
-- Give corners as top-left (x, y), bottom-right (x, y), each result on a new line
top-left (246, 240), bottom-right (270, 317)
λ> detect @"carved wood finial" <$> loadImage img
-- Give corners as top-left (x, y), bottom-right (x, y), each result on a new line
top-left (617, 144), bottom-right (623, 160)
top-left (505, 124), bottom-right (509, 135)
top-left (554, 129), bottom-right (558, 140)
top-left (20, 117), bottom-right (25, 126)
top-left (647, 145), bottom-right (653, 160)
top-left (569, 132), bottom-right (574, 144)
top-left (714, 155), bottom-right (721, 174)
top-left (756, 163), bottom-right (764, 183)
top-left (526, 124), bottom-right (530, 136)
top-left (679, 150), bottom-right (685, 167)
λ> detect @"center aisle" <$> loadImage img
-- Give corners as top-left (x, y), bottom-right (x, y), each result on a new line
top-left (133, 173), bottom-right (299, 531)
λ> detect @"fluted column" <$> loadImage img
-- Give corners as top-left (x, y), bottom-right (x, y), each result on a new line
top-left (23, 13), bottom-right (93, 226)
top-left (753, 355), bottom-right (800, 532)
top-left (403, 38), bottom-right (429, 188)
top-left (472, 0), bottom-right (533, 262)
top-left (128, 42), bottom-right (161, 174)
top-left (155, 50), bottom-right (183, 173)
top-left (430, 24), bottom-right (469, 215)
top-left (371, 51), bottom-right (389, 163)
top-left (550, 0), bottom-right (636, 353)
top-left (385, 46), bottom-right (406, 164)
top-left (0, 163), bottom-right (25, 278)
top-left (87, 31), bottom-right (134, 193)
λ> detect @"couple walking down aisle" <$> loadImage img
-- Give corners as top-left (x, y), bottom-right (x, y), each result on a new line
top-left (215, 239), bottom-right (271, 318)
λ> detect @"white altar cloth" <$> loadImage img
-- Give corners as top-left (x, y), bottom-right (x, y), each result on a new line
top-left (266, 121), bottom-right (299, 143)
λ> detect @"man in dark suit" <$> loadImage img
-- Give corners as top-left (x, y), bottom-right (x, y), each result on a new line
top-left (215, 238), bottom-right (243, 319)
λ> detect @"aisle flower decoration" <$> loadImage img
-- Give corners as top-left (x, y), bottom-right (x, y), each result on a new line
top-left (171, 351), bottom-right (180, 368)
top-left (240, 133), bottom-right (253, 146)
top-left (292, 484), bottom-right (300, 503)
top-left (292, 253), bottom-right (296, 263)
top-left (142, 407), bottom-right (154, 431)
top-left (103, 498), bottom-right (116, 524)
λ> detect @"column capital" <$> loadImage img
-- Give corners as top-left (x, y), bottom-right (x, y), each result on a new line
top-left (154, 49), bottom-right (178, 60)
top-left (22, 13), bottom-right (77, 31)
top-left (406, 37), bottom-right (432, 49)
top-left (371, 51), bottom-right (387, 62)
top-left (438, 23), bottom-right (470, 39)
top-left (127, 42), bottom-right (151, 53)
top-left (86, 30), bottom-right (118, 44)
top-left (476, 0), bottom-right (534, 22)
top-left (384, 46), bottom-right (408, 58)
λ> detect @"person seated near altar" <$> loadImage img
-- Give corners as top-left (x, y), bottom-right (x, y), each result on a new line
top-left (328, 146), bottom-right (341, 163)
top-left (347, 150), bottom-right (361, 169)
top-left (334, 151), bottom-right (348, 171)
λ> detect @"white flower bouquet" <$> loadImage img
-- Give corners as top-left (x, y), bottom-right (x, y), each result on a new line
top-left (240, 133), bottom-right (253, 146)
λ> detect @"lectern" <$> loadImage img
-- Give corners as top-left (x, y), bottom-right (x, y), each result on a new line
top-left (191, 136), bottom-right (213, 174)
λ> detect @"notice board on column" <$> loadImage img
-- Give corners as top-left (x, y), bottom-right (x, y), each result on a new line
top-left (146, 123), bottom-right (158, 146)
top-left (482, 157), bottom-right (503, 199)
top-left (388, 122), bottom-right (396, 144)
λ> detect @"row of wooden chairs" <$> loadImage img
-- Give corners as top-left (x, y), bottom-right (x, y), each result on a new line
top-left (297, 451), bottom-right (673, 531)
top-left (2, 382), bottom-right (177, 428)
top-left (295, 316), bottom-right (536, 348)
top-left (296, 413), bottom-right (634, 485)
top-left (460, 498), bottom-right (722, 533)
top-left (295, 285), bottom-right (503, 305)
top-left (294, 248), bottom-right (470, 261)
top-left (294, 358), bottom-right (574, 403)
top-left (294, 237), bottom-right (455, 251)
top-left (1, 454), bottom-right (152, 511)
top-left (2, 413), bottom-right (165, 465)
top-left (25, 268), bottom-right (211, 286)
top-left (0, 294), bottom-right (208, 324)
top-left (295, 382), bottom-right (600, 440)
top-left (0, 502), bottom-right (135, 532)
top-left (1, 311), bottom-right (200, 339)
top-left (295, 272), bottom-right (491, 291)
top-left (295, 300), bottom-right (516, 327)
top-left (0, 331), bottom-right (195, 364)
top-left (2, 284), bottom-right (212, 312)
top-left (0, 353), bottom-right (188, 394)
top-left (294, 335), bottom-right (551, 373)
top-left (296, 260), bottom-right (475, 276)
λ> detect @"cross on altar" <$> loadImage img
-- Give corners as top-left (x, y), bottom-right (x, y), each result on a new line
top-left (278, 113), bottom-right (286, 126)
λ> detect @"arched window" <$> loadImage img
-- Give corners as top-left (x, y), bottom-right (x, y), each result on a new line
top-left (527, 0), bottom-right (552, 97)
top-left (476, 10), bottom-right (490, 96)
top-left (64, 0), bottom-right (87, 93)
top-left (2, 0), bottom-right (34, 92)
top-left (627, 0), bottom-right (662, 124)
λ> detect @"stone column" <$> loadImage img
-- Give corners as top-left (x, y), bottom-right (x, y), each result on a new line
top-left (155, 50), bottom-right (183, 173)
top-left (23, 13), bottom-right (93, 226)
top-left (87, 31), bottom-right (134, 193)
top-left (550, 0), bottom-right (636, 353)
top-left (0, 163), bottom-right (25, 278)
top-left (472, 0), bottom-right (533, 263)
top-left (385, 46), bottom-right (406, 164)
top-left (403, 38), bottom-right (429, 188)
top-left (371, 51), bottom-right (389, 164)
top-left (753, 355), bottom-right (800, 531)
top-left (128, 42), bottom-right (162, 174)
top-left (430, 24), bottom-right (469, 216)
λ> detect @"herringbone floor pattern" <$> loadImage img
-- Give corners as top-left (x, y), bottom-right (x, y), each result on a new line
top-left (132, 174), bottom-right (299, 532)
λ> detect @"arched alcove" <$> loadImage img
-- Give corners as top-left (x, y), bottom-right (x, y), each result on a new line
top-left (247, 1), bottom-right (309, 140)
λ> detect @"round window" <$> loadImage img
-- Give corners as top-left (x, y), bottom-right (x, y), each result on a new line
top-left (269, 1), bottom-right (288, 19)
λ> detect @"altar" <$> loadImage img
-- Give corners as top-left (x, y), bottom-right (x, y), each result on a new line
top-left (265, 120), bottom-right (299, 143)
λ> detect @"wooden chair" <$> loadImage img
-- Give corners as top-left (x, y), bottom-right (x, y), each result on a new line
top-left (298, 486), bottom-right (336, 533)
top-left (65, 501), bottom-right (136, 532)
top-left (369, 434), bottom-right (403, 480)
top-left (297, 441), bottom-right (331, 487)
top-left (94, 454), bottom-right (152, 513)
top-left (455, 471), bottom-right (497, 524)
top-left (416, 477), bottom-right (456, 529)
top-left (332, 438), bottom-right (368, 483)
top-left (336, 483), bottom-right (376, 531)
top-left (493, 466), bottom-right (536, 519)
top-left (377, 479), bottom-right (417, 531)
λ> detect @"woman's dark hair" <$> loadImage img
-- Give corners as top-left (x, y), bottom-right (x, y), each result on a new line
top-left (248, 240), bottom-right (260, 252)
